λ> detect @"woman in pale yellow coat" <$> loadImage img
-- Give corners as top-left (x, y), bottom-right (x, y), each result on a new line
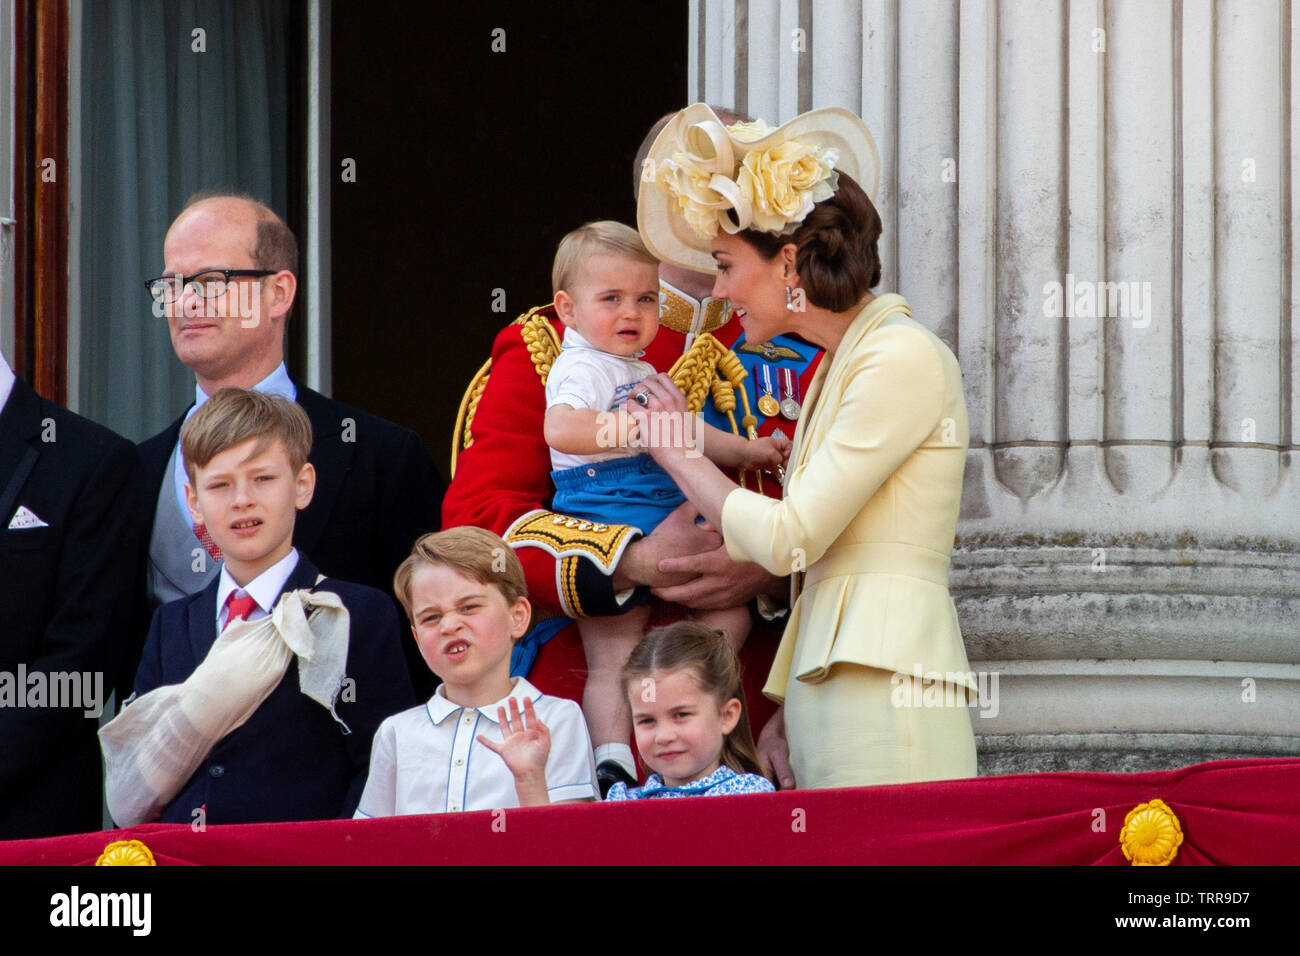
top-left (632, 105), bottom-right (979, 789)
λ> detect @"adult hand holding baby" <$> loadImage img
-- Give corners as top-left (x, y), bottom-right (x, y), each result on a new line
top-left (610, 501), bottom-right (721, 592)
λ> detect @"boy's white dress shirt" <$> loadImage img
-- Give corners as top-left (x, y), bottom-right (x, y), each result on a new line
top-left (354, 677), bottom-right (598, 815)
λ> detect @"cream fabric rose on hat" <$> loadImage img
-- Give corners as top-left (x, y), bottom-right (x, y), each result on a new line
top-left (657, 154), bottom-right (727, 239)
top-left (737, 140), bottom-right (840, 234)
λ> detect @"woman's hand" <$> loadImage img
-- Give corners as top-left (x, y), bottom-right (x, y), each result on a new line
top-left (627, 374), bottom-right (740, 536)
top-left (625, 373), bottom-right (693, 467)
top-left (758, 705), bottom-right (796, 790)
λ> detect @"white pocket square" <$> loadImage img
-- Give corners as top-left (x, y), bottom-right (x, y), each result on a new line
top-left (8, 505), bottom-right (49, 530)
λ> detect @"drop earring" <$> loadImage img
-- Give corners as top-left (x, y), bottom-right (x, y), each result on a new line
top-left (785, 286), bottom-right (796, 311)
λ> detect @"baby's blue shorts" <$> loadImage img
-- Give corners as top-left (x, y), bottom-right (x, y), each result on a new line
top-left (551, 454), bottom-right (686, 534)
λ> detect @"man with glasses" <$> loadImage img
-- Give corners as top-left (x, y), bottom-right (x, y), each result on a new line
top-left (132, 194), bottom-right (443, 697)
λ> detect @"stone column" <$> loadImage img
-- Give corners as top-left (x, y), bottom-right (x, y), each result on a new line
top-left (696, 0), bottom-right (1300, 772)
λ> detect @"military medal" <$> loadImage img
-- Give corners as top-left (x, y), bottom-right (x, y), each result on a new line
top-left (780, 367), bottom-right (802, 420)
top-left (757, 364), bottom-right (781, 418)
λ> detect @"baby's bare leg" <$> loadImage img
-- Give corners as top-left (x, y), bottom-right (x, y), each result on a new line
top-left (577, 604), bottom-right (651, 748)
top-left (694, 605), bottom-right (752, 654)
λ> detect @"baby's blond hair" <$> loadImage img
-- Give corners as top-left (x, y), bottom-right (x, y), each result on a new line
top-left (551, 220), bottom-right (657, 297)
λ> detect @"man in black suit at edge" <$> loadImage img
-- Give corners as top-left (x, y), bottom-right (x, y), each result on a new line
top-left (133, 194), bottom-right (443, 698)
top-left (0, 349), bottom-right (142, 838)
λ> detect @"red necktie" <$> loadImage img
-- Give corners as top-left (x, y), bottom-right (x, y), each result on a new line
top-left (195, 521), bottom-right (223, 562)
top-left (225, 591), bottom-right (258, 626)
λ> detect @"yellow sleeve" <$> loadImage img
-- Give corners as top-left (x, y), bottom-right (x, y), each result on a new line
top-left (720, 325), bottom-right (946, 574)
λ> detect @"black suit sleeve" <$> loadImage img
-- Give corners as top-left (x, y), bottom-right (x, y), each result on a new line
top-left (0, 438), bottom-right (141, 794)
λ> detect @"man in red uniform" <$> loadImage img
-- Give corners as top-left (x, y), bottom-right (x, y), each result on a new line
top-left (441, 115), bottom-right (823, 791)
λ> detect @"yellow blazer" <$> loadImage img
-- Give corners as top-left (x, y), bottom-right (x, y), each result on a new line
top-left (720, 294), bottom-right (977, 701)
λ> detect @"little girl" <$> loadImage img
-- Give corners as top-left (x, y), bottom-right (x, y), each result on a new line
top-left (605, 621), bottom-right (775, 799)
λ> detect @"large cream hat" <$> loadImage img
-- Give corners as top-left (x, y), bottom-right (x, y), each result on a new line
top-left (637, 104), bottom-right (879, 273)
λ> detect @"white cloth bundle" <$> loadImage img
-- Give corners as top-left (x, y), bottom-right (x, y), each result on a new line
top-left (99, 587), bottom-right (351, 826)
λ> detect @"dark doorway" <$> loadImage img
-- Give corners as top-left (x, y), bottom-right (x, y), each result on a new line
top-left (330, 1), bottom-right (689, 479)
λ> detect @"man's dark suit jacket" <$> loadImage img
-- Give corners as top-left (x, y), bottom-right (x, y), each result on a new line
top-left (132, 554), bottom-right (416, 824)
top-left (134, 382), bottom-right (444, 697)
top-left (0, 377), bottom-right (142, 839)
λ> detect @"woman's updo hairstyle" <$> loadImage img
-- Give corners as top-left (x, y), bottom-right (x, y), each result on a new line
top-left (737, 171), bottom-right (882, 313)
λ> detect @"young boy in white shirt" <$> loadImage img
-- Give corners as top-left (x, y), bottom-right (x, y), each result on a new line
top-left (354, 526), bottom-right (598, 815)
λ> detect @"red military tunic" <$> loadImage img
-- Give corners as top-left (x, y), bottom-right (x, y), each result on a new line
top-left (441, 290), bottom-right (824, 734)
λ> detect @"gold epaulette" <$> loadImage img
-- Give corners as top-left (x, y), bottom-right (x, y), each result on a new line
top-left (517, 306), bottom-right (562, 386)
top-left (450, 306), bottom-right (561, 478)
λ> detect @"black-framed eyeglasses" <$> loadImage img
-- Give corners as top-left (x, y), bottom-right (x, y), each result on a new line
top-left (144, 269), bottom-right (276, 303)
